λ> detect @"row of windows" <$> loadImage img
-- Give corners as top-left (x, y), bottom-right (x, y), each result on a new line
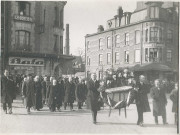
top-left (87, 28), bottom-right (173, 50)
top-left (86, 49), bottom-right (172, 65)
top-left (15, 30), bottom-right (62, 53)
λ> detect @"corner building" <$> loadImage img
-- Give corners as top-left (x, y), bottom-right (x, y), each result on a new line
top-left (85, 1), bottom-right (179, 81)
top-left (1, 1), bottom-right (74, 77)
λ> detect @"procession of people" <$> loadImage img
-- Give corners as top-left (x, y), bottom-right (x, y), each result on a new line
top-left (1, 69), bottom-right (178, 126)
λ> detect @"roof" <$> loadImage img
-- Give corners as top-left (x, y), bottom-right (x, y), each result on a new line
top-left (134, 63), bottom-right (172, 72)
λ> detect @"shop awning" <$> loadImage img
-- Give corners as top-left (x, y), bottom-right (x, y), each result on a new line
top-left (135, 63), bottom-right (172, 72)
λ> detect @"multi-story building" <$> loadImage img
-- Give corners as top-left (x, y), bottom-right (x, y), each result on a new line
top-left (1, 1), bottom-right (74, 77)
top-left (85, 1), bottom-right (179, 81)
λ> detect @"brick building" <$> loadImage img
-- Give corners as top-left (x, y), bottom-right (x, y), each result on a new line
top-left (1, 1), bottom-right (74, 77)
top-left (85, 1), bottom-right (179, 81)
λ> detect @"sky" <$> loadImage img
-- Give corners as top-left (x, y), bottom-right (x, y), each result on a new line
top-left (64, 0), bottom-right (137, 55)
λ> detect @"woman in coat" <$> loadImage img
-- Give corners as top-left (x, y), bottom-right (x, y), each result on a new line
top-left (34, 76), bottom-right (43, 111)
top-left (150, 79), bottom-right (168, 125)
top-left (87, 73), bottom-right (100, 124)
top-left (170, 83), bottom-right (178, 125)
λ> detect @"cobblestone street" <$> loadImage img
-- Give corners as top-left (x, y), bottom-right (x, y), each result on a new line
top-left (0, 94), bottom-right (177, 134)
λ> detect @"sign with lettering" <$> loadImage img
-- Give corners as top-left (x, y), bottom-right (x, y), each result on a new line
top-left (14, 15), bottom-right (33, 22)
top-left (9, 57), bottom-right (44, 66)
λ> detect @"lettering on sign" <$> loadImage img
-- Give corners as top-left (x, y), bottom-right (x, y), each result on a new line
top-left (14, 15), bottom-right (33, 22)
top-left (9, 57), bottom-right (44, 66)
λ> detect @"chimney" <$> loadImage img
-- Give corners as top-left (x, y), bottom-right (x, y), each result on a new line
top-left (97, 25), bottom-right (104, 33)
top-left (117, 6), bottom-right (123, 27)
top-left (65, 24), bottom-right (69, 55)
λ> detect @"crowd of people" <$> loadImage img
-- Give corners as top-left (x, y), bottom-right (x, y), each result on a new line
top-left (1, 69), bottom-right (178, 126)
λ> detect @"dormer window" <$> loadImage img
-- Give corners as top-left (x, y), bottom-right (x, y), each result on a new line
top-left (150, 7), bottom-right (159, 18)
top-left (17, 2), bottom-right (30, 16)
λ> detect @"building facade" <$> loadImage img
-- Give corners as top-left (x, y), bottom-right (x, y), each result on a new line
top-left (1, 1), bottom-right (74, 77)
top-left (85, 1), bottom-right (179, 81)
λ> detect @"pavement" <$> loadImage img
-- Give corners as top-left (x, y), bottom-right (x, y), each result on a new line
top-left (0, 94), bottom-right (178, 134)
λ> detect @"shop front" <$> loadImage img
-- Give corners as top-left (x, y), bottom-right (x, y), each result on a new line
top-left (8, 57), bottom-right (44, 75)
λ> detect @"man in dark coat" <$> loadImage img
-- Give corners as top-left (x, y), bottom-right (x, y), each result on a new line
top-left (170, 83), bottom-right (178, 125)
top-left (47, 79), bottom-right (59, 112)
top-left (111, 75), bottom-right (117, 88)
top-left (56, 79), bottom-right (64, 111)
top-left (1, 70), bottom-right (15, 114)
top-left (23, 74), bottom-right (35, 114)
top-left (136, 75), bottom-right (151, 126)
top-left (41, 76), bottom-right (47, 105)
top-left (34, 76), bottom-right (43, 111)
top-left (150, 79), bottom-right (168, 125)
top-left (64, 77), bottom-right (76, 111)
top-left (75, 78), bottom-right (84, 109)
top-left (87, 73), bottom-right (100, 124)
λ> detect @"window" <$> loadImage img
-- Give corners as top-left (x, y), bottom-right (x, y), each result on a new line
top-left (99, 38), bottom-right (104, 50)
top-left (145, 48), bottom-right (163, 62)
top-left (149, 48), bottom-right (158, 62)
top-left (150, 7), bottom-right (159, 18)
top-left (115, 35), bottom-right (120, 47)
top-left (15, 31), bottom-right (30, 49)
top-left (87, 56), bottom-right (90, 65)
top-left (145, 29), bottom-right (148, 42)
top-left (107, 53), bottom-right (111, 64)
top-left (167, 50), bottom-right (172, 62)
top-left (53, 35), bottom-right (58, 53)
top-left (167, 30), bottom-right (173, 41)
top-left (107, 37), bottom-right (111, 48)
top-left (135, 30), bottom-right (141, 44)
top-left (17, 2), bottom-right (30, 16)
top-left (150, 27), bottom-right (162, 42)
top-left (87, 41), bottom-right (90, 51)
top-left (135, 50), bottom-right (140, 63)
top-left (54, 6), bottom-right (60, 27)
top-left (115, 52), bottom-right (120, 64)
top-left (145, 48), bottom-right (148, 62)
top-left (125, 51), bottom-right (129, 63)
top-left (125, 33), bottom-right (129, 45)
top-left (159, 28), bottom-right (162, 42)
top-left (99, 54), bottom-right (103, 65)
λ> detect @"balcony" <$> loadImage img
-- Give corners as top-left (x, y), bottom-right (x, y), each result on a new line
top-left (11, 44), bottom-right (32, 52)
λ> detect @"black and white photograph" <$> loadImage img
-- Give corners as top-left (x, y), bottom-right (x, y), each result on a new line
top-left (0, 0), bottom-right (179, 134)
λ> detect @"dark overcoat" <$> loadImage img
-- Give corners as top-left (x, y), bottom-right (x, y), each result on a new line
top-left (111, 79), bottom-right (117, 88)
top-left (150, 86), bottom-right (167, 116)
top-left (56, 83), bottom-right (63, 106)
top-left (86, 79), bottom-right (100, 111)
top-left (170, 88), bottom-right (178, 113)
top-left (75, 83), bottom-right (84, 102)
top-left (34, 81), bottom-right (43, 109)
top-left (47, 85), bottom-right (58, 106)
top-left (136, 82), bottom-right (151, 112)
top-left (1, 76), bottom-right (15, 104)
top-left (41, 81), bottom-right (46, 101)
top-left (64, 81), bottom-right (76, 103)
top-left (24, 80), bottom-right (35, 108)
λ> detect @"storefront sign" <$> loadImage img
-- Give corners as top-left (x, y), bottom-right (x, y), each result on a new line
top-left (14, 15), bottom-right (33, 22)
top-left (9, 57), bottom-right (44, 66)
